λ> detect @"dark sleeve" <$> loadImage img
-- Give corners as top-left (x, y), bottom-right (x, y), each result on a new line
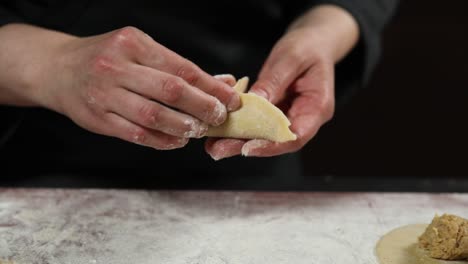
top-left (287, 0), bottom-right (399, 103)
top-left (0, 4), bottom-right (26, 148)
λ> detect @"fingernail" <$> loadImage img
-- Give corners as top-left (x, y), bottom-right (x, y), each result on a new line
top-left (183, 119), bottom-right (208, 138)
top-left (214, 74), bottom-right (235, 80)
top-left (157, 138), bottom-right (188, 150)
top-left (241, 140), bottom-right (269, 156)
top-left (251, 89), bottom-right (269, 100)
top-left (179, 137), bottom-right (189, 145)
top-left (197, 122), bottom-right (209, 137)
top-left (227, 94), bottom-right (241, 111)
top-left (209, 152), bottom-right (224, 161)
top-left (208, 145), bottom-right (233, 161)
top-left (212, 99), bottom-right (227, 126)
top-left (173, 137), bottom-right (189, 149)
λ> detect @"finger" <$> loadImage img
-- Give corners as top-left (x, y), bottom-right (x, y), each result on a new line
top-left (214, 74), bottom-right (237, 87)
top-left (241, 113), bottom-right (321, 157)
top-left (204, 138), bottom-right (246, 160)
top-left (203, 73), bottom-right (244, 160)
top-left (243, 66), bottom-right (333, 157)
top-left (249, 43), bottom-right (311, 104)
top-left (103, 112), bottom-right (189, 150)
top-left (106, 87), bottom-right (208, 138)
top-left (120, 64), bottom-right (227, 126)
top-left (240, 115), bottom-right (319, 157)
top-left (131, 32), bottom-right (241, 111)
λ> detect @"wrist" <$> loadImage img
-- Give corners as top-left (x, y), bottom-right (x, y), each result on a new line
top-left (288, 5), bottom-right (360, 63)
top-left (0, 23), bottom-right (77, 110)
top-left (32, 34), bottom-right (79, 114)
top-left (26, 27), bottom-right (78, 113)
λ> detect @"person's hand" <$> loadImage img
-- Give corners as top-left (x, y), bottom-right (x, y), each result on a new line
top-left (0, 25), bottom-right (240, 150)
top-left (205, 5), bottom-right (359, 159)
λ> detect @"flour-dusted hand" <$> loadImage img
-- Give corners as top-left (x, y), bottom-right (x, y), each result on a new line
top-left (205, 5), bottom-right (359, 159)
top-left (0, 25), bottom-right (240, 150)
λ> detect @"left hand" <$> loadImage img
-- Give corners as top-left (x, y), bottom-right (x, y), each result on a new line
top-left (205, 5), bottom-right (359, 159)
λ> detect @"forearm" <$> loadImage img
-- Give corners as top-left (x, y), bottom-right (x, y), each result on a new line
top-left (0, 23), bottom-right (76, 107)
top-left (288, 5), bottom-right (360, 63)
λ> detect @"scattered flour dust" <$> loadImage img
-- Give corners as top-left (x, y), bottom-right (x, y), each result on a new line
top-left (0, 190), bottom-right (353, 264)
top-left (0, 190), bottom-right (468, 264)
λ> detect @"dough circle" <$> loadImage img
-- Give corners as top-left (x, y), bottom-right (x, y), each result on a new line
top-left (376, 224), bottom-right (467, 264)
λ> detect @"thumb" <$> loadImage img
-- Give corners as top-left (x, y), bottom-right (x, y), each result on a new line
top-left (250, 48), bottom-right (310, 104)
top-left (214, 74), bottom-right (236, 87)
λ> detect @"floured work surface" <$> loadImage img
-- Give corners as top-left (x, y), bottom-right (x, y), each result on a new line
top-left (1, 189), bottom-right (468, 264)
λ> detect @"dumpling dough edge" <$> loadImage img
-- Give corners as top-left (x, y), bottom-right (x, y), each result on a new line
top-left (206, 77), bottom-right (297, 143)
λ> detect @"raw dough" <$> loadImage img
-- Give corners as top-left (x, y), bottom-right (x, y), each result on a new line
top-left (206, 77), bottom-right (297, 142)
top-left (419, 214), bottom-right (468, 260)
top-left (376, 224), bottom-right (468, 264)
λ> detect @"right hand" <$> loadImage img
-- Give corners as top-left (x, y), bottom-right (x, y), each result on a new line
top-left (34, 26), bottom-right (240, 149)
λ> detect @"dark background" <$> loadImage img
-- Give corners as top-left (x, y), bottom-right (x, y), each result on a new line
top-left (2, 1), bottom-right (467, 192)
top-left (302, 1), bottom-right (468, 187)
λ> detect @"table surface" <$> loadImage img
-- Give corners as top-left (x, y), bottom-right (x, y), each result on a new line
top-left (0, 189), bottom-right (467, 264)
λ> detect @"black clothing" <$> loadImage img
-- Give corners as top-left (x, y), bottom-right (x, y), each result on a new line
top-left (0, 1), bottom-right (398, 189)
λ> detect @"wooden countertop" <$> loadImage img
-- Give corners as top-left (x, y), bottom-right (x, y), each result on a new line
top-left (0, 189), bottom-right (467, 263)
